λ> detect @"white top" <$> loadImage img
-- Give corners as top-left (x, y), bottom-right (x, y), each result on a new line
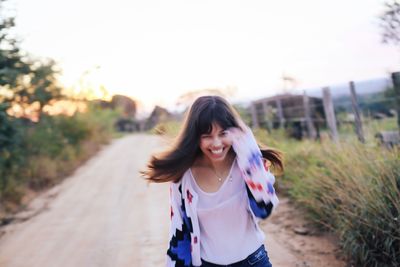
top-left (189, 158), bottom-right (264, 265)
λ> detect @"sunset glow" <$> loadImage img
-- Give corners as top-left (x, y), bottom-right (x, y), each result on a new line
top-left (10, 0), bottom-right (400, 115)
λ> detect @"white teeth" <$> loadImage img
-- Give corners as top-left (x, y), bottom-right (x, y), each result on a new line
top-left (211, 148), bottom-right (223, 154)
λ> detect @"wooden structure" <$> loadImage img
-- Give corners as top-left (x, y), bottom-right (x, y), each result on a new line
top-left (322, 87), bottom-right (339, 143)
top-left (144, 105), bottom-right (173, 130)
top-left (250, 93), bottom-right (325, 139)
top-left (375, 131), bottom-right (400, 148)
top-left (392, 72), bottom-right (400, 131)
top-left (349, 81), bottom-right (365, 143)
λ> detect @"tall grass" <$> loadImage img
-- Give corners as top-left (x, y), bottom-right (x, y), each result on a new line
top-left (256, 128), bottom-right (400, 267)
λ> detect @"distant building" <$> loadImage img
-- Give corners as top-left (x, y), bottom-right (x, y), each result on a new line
top-left (250, 93), bottom-right (325, 139)
top-left (144, 105), bottom-right (173, 131)
top-left (92, 95), bottom-right (139, 132)
top-left (92, 95), bottom-right (137, 118)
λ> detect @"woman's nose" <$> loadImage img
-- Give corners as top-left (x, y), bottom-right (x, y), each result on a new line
top-left (211, 137), bottom-right (222, 146)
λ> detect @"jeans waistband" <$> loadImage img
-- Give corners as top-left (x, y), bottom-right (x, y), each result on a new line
top-left (201, 244), bottom-right (265, 267)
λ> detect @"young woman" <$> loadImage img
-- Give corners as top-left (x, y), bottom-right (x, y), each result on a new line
top-left (142, 95), bottom-right (283, 267)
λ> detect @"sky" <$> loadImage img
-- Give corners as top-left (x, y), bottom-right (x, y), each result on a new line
top-left (6, 0), bottom-right (400, 114)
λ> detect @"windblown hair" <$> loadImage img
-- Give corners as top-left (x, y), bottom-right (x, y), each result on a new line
top-left (141, 95), bottom-right (283, 183)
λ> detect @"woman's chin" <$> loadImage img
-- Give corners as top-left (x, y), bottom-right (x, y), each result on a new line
top-left (206, 149), bottom-right (232, 162)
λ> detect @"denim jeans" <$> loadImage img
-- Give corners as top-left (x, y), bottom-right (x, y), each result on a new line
top-left (200, 245), bottom-right (272, 267)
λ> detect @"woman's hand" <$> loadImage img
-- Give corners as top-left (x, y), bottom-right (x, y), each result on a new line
top-left (227, 119), bottom-right (249, 139)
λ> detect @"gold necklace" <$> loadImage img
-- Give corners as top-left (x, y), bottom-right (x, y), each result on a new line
top-left (212, 155), bottom-right (235, 182)
top-left (211, 167), bottom-right (233, 182)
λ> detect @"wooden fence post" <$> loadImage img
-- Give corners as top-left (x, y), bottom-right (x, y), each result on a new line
top-left (251, 102), bottom-right (259, 129)
top-left (322, 87), bottom-right (339, 142)
top-left (303, 91), bottom-right (317, 139)
top-left (262, 101), bottom-right (273, 130)
top-left (391, 72), bottom-right (400, 132)
top-left (275, 99), bottom-right (285, 129)
top-left (349, 81), bottom-right (365, 143)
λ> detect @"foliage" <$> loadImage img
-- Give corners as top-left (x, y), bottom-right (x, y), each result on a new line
top-left (0, 0), bottom-right (31, 89)
top-left (233, 104), bottom-right (252, 127)
top-left (23, 114), bottom-right (91, 158)
top-left (0, 103), bottom-right (120, 208)
top-left (15, 60), bottom-right (62, 114)
top-left (0, 103), bottom-right (23, 190)
top-left (0, 0), bottom-right (62, 118)
top-left (0, 0), bottom-right (122, 214)
top-left (380, 0), bottom-right (400, 45)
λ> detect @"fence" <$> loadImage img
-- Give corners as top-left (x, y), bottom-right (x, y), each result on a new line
top-left (250, 72), bottom-right (400, 145)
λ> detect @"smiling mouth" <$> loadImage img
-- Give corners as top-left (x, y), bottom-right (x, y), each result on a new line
top-left (210, 148), bottom-right (224, 155)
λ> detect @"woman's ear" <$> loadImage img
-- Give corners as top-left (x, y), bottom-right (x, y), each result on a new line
top-left (262, 158), bottom-right (272, 171)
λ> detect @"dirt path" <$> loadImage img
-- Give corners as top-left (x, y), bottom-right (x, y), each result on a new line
top-left (0, 134), bottom-right (346, 267)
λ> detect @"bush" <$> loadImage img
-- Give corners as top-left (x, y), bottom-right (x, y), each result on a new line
top-left (0, 104), bottom-right (26, 198)
top-left (55, 114), bottom-right (91, 146)
top-left (0, 101), bottom-right (121, 210)
top-left (24, 115), bottom-right (65, 158)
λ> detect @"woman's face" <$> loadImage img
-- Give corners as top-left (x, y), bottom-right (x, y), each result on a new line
top-left (199, 122), bottom-right (233, 164)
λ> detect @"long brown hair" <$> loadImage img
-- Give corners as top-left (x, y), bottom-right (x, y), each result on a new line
top-left (141, 95), bottom-right (283, 183)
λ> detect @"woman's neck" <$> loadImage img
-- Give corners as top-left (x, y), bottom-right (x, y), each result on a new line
top-left (197, 149), bottom-right (236, 174)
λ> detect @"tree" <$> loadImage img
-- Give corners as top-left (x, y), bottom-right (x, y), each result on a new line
top-left (0, 0), bottom-right (62, 120)
top-left (8, 59), bottom-right (63, 119)
top-left (380, 0), bottom-right (400, 45)
top-left (0, 0), bottom-right (30, 89)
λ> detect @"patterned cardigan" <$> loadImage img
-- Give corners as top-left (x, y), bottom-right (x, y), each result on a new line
top-left (166, 127), bottom-right (279, 267)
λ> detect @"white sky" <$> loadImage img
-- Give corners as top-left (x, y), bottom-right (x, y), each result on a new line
top-left (8, 0), bottom-right (400, 114)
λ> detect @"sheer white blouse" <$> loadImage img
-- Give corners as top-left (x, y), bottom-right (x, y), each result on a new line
top-left (189, 158), bottom-right (264, 265)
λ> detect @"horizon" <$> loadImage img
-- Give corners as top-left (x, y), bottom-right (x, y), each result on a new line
top-left (4, 0), bottom-right (400, 115)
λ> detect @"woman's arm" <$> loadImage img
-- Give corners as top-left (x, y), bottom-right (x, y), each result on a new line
top-left (228, 126), bottom-right (279, 219)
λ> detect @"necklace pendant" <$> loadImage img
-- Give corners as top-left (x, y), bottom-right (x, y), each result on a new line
top-left (218, 177), bottom-right (222, 182)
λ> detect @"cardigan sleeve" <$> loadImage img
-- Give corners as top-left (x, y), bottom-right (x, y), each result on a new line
top-left (166, 182), bottom-right (193, 267)
top-left (229, 126), bottom-right (279, 219)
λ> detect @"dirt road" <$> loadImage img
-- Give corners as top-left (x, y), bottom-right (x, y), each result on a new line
top-left (0, 134), bottom-right (345, 267)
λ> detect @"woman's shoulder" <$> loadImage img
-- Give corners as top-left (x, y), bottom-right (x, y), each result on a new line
top-left (170, 169), bottom-right (191, 188)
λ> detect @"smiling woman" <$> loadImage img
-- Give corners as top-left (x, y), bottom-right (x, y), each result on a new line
top-left (199, 123), bottom-right (231, 162)
top-left (141, 95), bottom-right (283, 267)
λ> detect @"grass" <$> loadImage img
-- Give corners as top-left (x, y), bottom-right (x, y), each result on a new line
top-left (255, 127), bottom-right (400, 267)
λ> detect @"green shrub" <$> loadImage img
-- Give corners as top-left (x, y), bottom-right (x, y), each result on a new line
top-left (54, 114), bottom-right (91, 146)
top-left (24, 115), bottom-right (65, 158)
top-left (0, 101), bottom-right (121, 208)
top-left (0, 104), bottom-right (27, 195)
top-left (77, 102), bottom-right (120, 143)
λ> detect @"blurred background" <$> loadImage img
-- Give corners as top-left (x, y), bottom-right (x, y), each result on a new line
top-left (0, 0), bottom-right (399, 266)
